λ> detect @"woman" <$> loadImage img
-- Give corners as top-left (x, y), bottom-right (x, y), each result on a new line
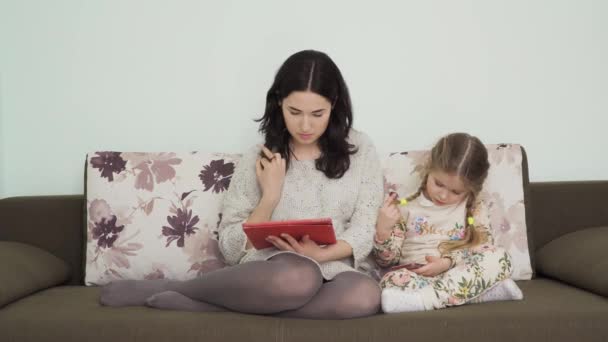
top-left (101, 50), bottom-right (384, 319)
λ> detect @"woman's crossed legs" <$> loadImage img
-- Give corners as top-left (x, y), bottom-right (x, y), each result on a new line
top-left (100, 253), bottom-right (380, 319)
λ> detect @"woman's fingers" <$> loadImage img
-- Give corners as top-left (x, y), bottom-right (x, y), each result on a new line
top-left (279, 234), bottom-right (302, 251)
top-left (260, 145), bottom-right (275, 160)
top-left (258, 148), bottom-right (285, 173)
top-left (259, 157), bottom-right (271, 170)
top-left (266, 236), bottom-right (295, 251)
top-left (266, 234), bottom-right (308, 254)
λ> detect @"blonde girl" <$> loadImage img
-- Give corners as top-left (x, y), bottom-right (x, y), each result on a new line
top-left (374, 133), bottom-right (522, 313)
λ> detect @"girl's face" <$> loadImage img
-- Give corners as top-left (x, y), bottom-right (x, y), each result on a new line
top-left (281, 91), bottom-right (332, 148)
top-left (424, 170), bottom-right (469, 206)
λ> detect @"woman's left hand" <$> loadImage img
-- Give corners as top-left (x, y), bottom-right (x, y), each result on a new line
top-left (266, 234), bottom-right (328, 263)
top-left (412, 255), bottom-right (451, 277)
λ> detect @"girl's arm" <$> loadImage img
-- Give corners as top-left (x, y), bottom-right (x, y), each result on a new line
top-left (372, 221), bottom-right (407, 267)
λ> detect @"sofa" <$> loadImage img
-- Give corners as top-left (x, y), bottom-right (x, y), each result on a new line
top-left (1, 145), bottom-right (607, 342)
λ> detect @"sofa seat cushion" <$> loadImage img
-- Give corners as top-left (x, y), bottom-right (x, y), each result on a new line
top-left (0, 279), bottom-right (606, 342)
top-left (0, 285), bottom-right (280, 341)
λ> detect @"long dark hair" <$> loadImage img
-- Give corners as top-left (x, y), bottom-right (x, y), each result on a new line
top-left (255, 50), bottom-right (356, 179)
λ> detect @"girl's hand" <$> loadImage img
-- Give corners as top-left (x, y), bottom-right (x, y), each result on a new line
top-left (265, 234), bottom-right (328, 263)
top-left (375, 193), bottom-right (402, 240)
top-left (255, 146), bottom-right (286, 206)
top-left (412, 255), bottom-right (451, 277)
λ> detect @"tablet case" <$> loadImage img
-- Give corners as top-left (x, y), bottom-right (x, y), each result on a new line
top-left (242, 218), bottom-right (337, 250)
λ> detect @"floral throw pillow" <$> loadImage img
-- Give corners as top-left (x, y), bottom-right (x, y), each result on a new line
top-left (85, 152), bottom-right (240, 285)
top-left (379, 144), bottom-right (533, 280)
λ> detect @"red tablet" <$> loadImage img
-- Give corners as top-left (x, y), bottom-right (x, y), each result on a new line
top-left (242, 218), bottom-right (337, 250)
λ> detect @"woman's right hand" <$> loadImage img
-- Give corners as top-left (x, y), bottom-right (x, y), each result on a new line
top-left (255, 145), bottom-right (286, 206)
top-left (375, 193), bottom-right (402, 240)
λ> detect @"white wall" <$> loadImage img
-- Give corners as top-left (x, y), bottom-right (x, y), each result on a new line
top-left (1, 0), bottom-right (607, 198)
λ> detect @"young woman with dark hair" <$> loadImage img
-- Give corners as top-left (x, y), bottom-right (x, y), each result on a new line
top-left (100, 50), bottom-right (384, 319)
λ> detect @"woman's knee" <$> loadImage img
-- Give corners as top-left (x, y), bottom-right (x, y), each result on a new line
top-left (268, 254), bottom-right (323, 302)
top-left (334, 273), bottom-right (381, 318)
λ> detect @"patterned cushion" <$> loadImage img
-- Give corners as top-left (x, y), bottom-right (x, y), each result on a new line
top-left (84, 144), bottom-right (532, 285)
top-left (85, 152), bottom-right (240, 285)
top-left (381, 144), bottom-right (532, 280)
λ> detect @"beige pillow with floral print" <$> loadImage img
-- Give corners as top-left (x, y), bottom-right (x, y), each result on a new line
top-left (85, 152), bottom-right (239, 285)
top-left (380, 144), bottom-right (533, 280)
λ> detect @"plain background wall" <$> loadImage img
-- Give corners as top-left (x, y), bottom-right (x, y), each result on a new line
top-left (0, 0), bottom-right (607, 198)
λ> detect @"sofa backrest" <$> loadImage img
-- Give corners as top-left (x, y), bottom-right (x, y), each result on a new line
top-left (83, 145), bottom-right (533, 285)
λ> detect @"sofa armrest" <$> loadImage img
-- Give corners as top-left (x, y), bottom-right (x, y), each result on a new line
top-left (0, 241), bottom-right (70, 308)
top-left (0, 195), bottom-right (85, 285)
top-left (536, 226), bottom-right (608, 297)
top-left (528, 181), bottom-right (608, 251)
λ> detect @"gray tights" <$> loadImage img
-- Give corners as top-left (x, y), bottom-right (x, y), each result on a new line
top-left (100, 253), bottom-right (381, 319)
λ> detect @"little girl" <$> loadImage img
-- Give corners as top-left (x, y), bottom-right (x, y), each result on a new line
top-left (373, 132), bottom-right (523, 313)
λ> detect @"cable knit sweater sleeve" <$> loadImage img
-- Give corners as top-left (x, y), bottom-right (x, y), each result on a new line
top-left (217, 146), bottom-right (261, 266)
top-left (337, 135), bottom-right (384, 270)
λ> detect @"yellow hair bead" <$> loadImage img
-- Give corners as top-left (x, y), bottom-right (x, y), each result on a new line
top-left (467, 217), bottom-right (475, 225)
top-left (399, 198), bottom-right (408, 206)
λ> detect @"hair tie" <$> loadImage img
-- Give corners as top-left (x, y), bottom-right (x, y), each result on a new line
top-left (467, 217), bottom-right (475, 225)
top-left (392, 198), bottom-right (408, 206)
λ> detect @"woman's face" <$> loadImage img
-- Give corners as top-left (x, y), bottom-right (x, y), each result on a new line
top-left (281, 91), bottom-right (332, 148)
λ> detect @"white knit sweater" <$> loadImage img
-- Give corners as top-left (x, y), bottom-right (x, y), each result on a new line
top-left (218, 130), bottom-right (384, 279)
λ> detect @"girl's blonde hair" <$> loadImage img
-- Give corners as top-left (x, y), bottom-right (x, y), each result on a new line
top-left (406, 133), bottom-right (490, 253)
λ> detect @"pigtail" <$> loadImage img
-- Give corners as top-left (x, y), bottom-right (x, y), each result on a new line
top-left (410, 172), bottom-right (427, 199)
top-left (392, 172), bottom-right (427, 206)
top-left (439, 193), bottom-right (488, 254)
top-left (391, 174), bottom-right (427, 230)
top-left (406, 177), bottom-right (426, 203)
